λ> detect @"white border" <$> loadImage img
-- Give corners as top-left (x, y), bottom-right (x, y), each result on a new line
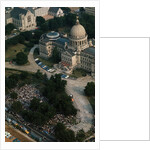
top-left (0, 1), bottom-right (100, 150)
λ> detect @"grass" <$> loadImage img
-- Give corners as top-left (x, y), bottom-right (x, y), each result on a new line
top-left (5, 69), bottom-right (21, 77)
top-left (70, 68), bottom-right (87, 78)
top-left (5, 43), bottom-right (26, 62)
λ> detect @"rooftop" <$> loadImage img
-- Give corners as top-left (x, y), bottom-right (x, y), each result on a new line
top-left (49, 7), bottom-right (60, 13)
top-left (10, 7), bottom-right (28, 19)
top-left (84, 47), bottom-right (95, 56)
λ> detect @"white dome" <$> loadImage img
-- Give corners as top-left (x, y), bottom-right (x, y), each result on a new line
top-left (70, 16), bottom-right (86, 39)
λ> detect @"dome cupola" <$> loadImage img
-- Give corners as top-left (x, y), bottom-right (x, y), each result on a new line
top-left (70, 16), bottom-right (86, 40)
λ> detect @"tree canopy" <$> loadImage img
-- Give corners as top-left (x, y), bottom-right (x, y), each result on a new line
top-left (36, 16), bottom-right (45, 26)
top-left (52, 47), bottom-right (61, 63)
top-left (84, 82), bottom-right (95, 96)
top-left (11, 101), bottom-right (22, 113)
top-left (22, 97), bottom-right (56, 126)
top-left (55, 123), bottom-right (76, 142)
top-left (43, 74), bottom-right (77, 116)
top-left (16, 52), bottom-right (28, 65)
top-left (5, 23), bottom-right (16, 35)
top-left (10, 92), bottom-right (18, 99)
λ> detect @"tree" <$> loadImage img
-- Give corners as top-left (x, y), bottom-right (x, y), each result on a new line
top-left (17, 35), bottom-right (25, 44)
top-left (5, 23), bottom-right (16, 35)
top-left (10, 92), bottom-right (18, 99)
top-left (35, 70), bottom-right (43, 80)
top-left (55, 123), bottom-right (76, 142)
top-left (5, 74), bottom-right (20, 89)
top-left (20, 31), bottom-right (33, 41)
top-left (33, 30), bottom-right (44, 40)
top-left (40, 23), bottom-right (49, 32)
top-left (80, 13), bottom-right (95, 38)
top-left (36, 16), bottom-right (45, 26)
top-left (11, 101), bottom-right (22, 113)
top-left (61, 7), bottom-right (71, 13)
top-left (16, 52), bottom-right (28, 65)
top-left (84, 82), bottom-right (95, 96)
top-left (30, 97), bottom-right (40, 111)
top-left (20, 71), bottom-right (29, 79)
top-left (52, 47), bottom-right (61, 63)
top-left (80, 7), bottom-right (85, 13)
top-left (76, 129), bottom-right (85, 142)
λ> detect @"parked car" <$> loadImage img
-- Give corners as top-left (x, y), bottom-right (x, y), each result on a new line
top-left (46, 67), bottom-right (49, 71)
top-left (43, 66), bottom-right (47, 69)
top-left (48, 69), bottom-right (55, 73)
top-left (35, 58), bottom-right (39, 61)
top-left (38, 62), bottom-right (42, 65)
top-left (61, 74), bottom-right (69, 78)
top-left (41, 65), bottom-right (46, 68)
top-left (69, 94), bottom-right (73, 98)
top-left (65, 75), bottom-right (69, 79)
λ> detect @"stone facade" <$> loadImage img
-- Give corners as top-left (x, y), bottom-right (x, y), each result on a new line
top-left (48, 7), bottom-right (64, 17)
top-left (26, 7), bottom-right (49, 17)
top-left (7, 7), bottom-right (36, 31)
top-left (39, 17), bottom-right (95, 76)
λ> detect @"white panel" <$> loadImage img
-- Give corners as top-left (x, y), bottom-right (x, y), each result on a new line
top-left (100, 0), bottom-right (150, 37)
top-left (100, 38), bottom-right (149, 140)
top-left (100, 141), bottom-right (150, 150)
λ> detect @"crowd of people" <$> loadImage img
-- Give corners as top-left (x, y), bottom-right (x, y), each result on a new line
top-left (6, 84), bottom-right (78, 135)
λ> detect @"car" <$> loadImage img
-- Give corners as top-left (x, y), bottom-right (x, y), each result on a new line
top-left (43, 130), bottom-right (49, 134)
top-left (46, 67), bottom-right (49, 71)
top-left (61, 74), bottom-right (69, 78)
top-left (61, 74), bottom-right (66, 78)
top-left (41, 65), bottom-right (46, 68)
top-left (65, 75), bottom-right (69, 79)
top-left (43, 66), bottom-right (47, 69)
top-left (36, 60), bottom-right (40, 64)
top-left (38, 62), bottom-right (42, 65)
top-left (69, 94), bottom-right (73, 98)
top-left (48, 69), bottom-right (54, 73)
top-left (35, 58), bottom-right (39, 61)
top-left (44, 66), bottom-right (48, 70)
top-left (49, 69), bottom-right (55, 73)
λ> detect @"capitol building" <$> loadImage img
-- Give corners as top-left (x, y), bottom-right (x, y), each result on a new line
top-left (39, 16), bottom-right (95, 76)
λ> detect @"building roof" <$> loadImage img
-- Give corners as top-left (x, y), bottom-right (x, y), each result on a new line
top-left (49, 7), bottom-right (60, 13)
top-left (84, 47), bottom-right (95, 56)
top-left (56, 38), bottom-right (69, 45)
top-left (26, 7), bottom-right (34, 14)
top-left (5, 13), bottom-right (11, 20)
top-left (67, 49), bottom-right (75, 56)
top-left (10, 7), bottom-right (28, 19)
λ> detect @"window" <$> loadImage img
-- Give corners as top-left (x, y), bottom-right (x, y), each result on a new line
top-left (27, 16), bottom-right (31, 22)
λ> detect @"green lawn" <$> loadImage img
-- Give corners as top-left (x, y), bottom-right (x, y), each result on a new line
top-left (5, 69), bottom-right (21, 77)
top-left (70, 69), bottom-right (87, 78)
top-left (5, 43), bottom-right (27, 62)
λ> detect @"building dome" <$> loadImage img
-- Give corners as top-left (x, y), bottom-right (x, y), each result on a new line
top-left (70, 16), bottom-right (86, 39)
top-left (46, 31), bottom-right (60, 40)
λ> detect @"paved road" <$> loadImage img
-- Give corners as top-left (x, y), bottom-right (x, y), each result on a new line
top-left (5, 45), bottom-right (95, 133)
top-left (65, 77), bottom-right (94, 132)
